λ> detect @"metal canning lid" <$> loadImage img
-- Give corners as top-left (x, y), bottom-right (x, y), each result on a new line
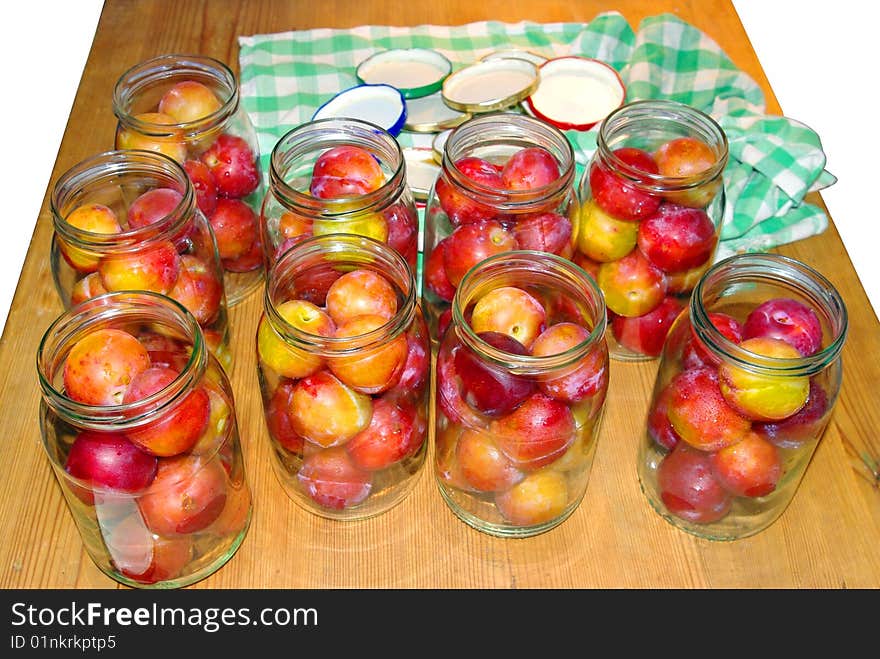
top-left (431, 129), bottom-right (452, 164)
top-left (356, 48), bottom-right (452, 99)
top-left (403, 92), bottom-right (471, 133)
top-left (525, 56), bottom-right (626, 132)
top-left (479, 48), bottom-right (549, 67)
top-left (312, 83), bottom-right (407, 136)
top-left (402, 146), bottom-right (441, 202)
top-left (441, 58), bottom-right (539, 114)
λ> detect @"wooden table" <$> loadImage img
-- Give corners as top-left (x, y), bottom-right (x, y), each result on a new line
top-left (2, 0), bottom-right (878, 590)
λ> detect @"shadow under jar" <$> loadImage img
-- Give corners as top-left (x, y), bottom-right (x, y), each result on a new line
top-left (112, 54), bottom-right (265, 306)
top-left (37, 291), bottom-right (252, 589)
top-left (50, 149), bottom-right (232, 371)
top-left (435, 251), bottom-right (609, 538)
top-left (422, 113), bottom-right (578, 344)
top-left (638, 253), bottom-right (848, 541)
top-left (256, 234), bottom-right (430, 521)
top-left (260, 117), bottom-right (419, 271)
top-left (577, 99), bottom-right (729, 361)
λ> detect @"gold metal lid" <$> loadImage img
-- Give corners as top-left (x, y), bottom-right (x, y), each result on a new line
top-left (441, 58), bottom-right (539, 114)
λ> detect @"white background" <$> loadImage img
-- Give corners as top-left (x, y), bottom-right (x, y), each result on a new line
top-left (1, 0), bottom-right (877, 337)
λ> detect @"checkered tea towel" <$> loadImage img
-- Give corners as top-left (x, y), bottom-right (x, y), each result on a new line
top-left (238, 11), bottom-right (835, 259)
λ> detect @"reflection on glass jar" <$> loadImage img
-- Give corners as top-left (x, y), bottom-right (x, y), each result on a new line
top-left (37, 292), bottom-right (251, 589)
top-left (256, 234), bottom-right (429, 521)
top-left (260, 118), bottom-right (419, 272)
top-left (638, 253), bottom-right (848, 541)
top-left (112, 54), bottom-right (265, 305)
top-left (577, 99), bottom-right (729, 361)
top-left (422, 113), bottom-right (578, 343)
top-left (50, 149), bottom-right (232, 371)
top-left (435, 251), bottom-right (609, 538)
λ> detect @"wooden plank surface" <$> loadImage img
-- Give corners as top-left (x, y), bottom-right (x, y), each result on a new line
top-left (2, 0), bottom-right (878, 590)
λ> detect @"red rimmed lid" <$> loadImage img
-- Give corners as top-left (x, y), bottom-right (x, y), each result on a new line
top-left (525, 56), bottom-right (626, 131)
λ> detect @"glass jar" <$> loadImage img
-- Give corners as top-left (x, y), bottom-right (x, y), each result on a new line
top-left (112, 54), bottom-right (265, 305)
top-left (435, 250), bottom-right (609, 538)
top-left (260, 117), bottom-right (419, 270)
top-left (256, 234), bottom-right (429, 520)
top-left (577, 99), bottom-right (729, 361)
top-left (50, 149), bottom-right (232, 371)
top-left (37, 291), bottom-right (252, 588)
top-left (422, 113), bottom-right (578, 342)
top-left (638, 253), bottom-right (847, 541)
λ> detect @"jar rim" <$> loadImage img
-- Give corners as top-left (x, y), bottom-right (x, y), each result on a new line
top-left (441, 113), bottom-right (576, 209)
top-left (267, 117), bottom-right (406, 217)
top-left (690, 252), bottom-right (848, 376)
top-left (596, 99), bottom-right (729, 192)
top-left (264, 233), bottom-right (418, 353)
top-left (112, 53), bottom-right (239, 133)
top-left (37, 291), bottom-right (208, 431)
top-left (452, 249), bottom-right (607, 373)
top-left (50, 149), bottom-right (197, 251)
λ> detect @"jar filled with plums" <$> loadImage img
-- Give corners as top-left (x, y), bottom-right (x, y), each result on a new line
top-left (37, 291), bottom-right (252, 588)
top-left (260, 117), bottom-right (419, 270)
top-left (435, 251), bottom-right (609, 538)
top-left (638, 253), bottom-right (847, 541)
top-left (50, 149), bottom-right (232, 370)
top-left (422, 113), bottom-right (578, 341)
top-left (112, 54), bottom-right (265, 305)
top-left (577, 99), bottom-right (728, 361)
top-left (256, 234), bottom-right (430, 520)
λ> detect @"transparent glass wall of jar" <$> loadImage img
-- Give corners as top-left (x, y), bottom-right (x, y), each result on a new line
top-left (577, 99), bottom-right (729, 361)
top-left (50, 149), bottom-right (232, 370)
top-left (256, 234), bottom-right (430, 521)
top-left (260, 117), bottom-right (419, 272)
top-left (638, 253), bottom-right (847, 541)
top-left (422, 113), bottom-right (578, 343)
top-left (37, 292), bottom-right (252, 588)
top-left (435, 251), bottom-right (609, 538)
top-left (113, 54), bottom-right (265, 305)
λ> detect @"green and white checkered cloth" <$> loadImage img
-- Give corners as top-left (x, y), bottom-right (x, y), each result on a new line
top-left (238, 11), bottom-right (835, 259)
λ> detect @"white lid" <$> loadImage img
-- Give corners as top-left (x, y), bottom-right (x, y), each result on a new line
top-left (312, 84), bottom-right (407, 136)
top-left (442, 58), bottom-right (539, 113)
top-left (403, 147), bottom-right (441, 201)
top-left (525, 56), bottom-right (626, 131)
top-left (431, 129), bottom-right (452, 164)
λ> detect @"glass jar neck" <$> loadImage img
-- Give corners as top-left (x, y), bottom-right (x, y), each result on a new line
top-left (112, 54), bottom-right (239, 137)
top-left (452, 250), bottom-right (606, 375)
top-left (690, 253), bottom-right (848, 377)
top-left (264, 234), bottom-right (417, 353)
top-left (51, 150), bottom-right (198, 251)
top-left (37, 292), bottom-right (208, 432)
top-left (268, 118), bottom-right (407, 217)
top-left (596, 99), bottom-right (729, 193)
top-left (442, 113), bottom-right (575, 211)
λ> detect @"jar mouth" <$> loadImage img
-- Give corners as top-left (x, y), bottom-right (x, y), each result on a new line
top-left (50, 150), bottom-right (196, 251)
top-left (452, 250), bottom-right (607, 375)
top-left (690, 253), bottom-right (848, 377)
top-left (442, 113), bottom-right (576, 210)
top-left (596, 99), bottom-right (729, 192)
top-left (264, 234), bottom-right (417, 353)
top-left (268, 117), bottom-right (406, 217)
top-left (112, 54), bottom-right (239, 134)
top-left (37, 291), bottom-right (207, 431)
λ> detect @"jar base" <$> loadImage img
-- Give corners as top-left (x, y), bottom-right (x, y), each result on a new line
top-left (96, 511), bottom-right (252, 589)
top-left (437, 482), bottom-right (579, 539)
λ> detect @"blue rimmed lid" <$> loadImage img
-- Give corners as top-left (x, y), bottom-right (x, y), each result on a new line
top-left (356, 48), bottom-right (452, 99)
top-left (312, 84), bottom-right (407, 137)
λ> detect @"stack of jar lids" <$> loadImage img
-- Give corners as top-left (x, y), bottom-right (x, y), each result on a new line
top-left (312, 46), bottom-right (627, 199)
